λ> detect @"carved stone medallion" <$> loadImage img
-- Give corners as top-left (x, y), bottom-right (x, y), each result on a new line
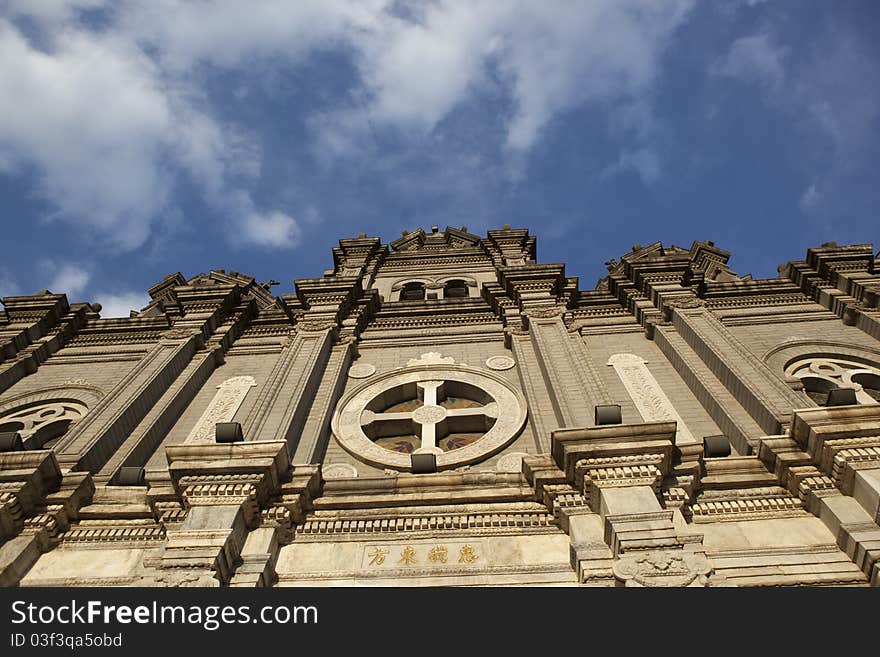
top-left (322, 463), bottom-right (359, 480)
top-left (348, 363), bottom-right (377, 379)
top-left (485, 355), bottom-right (516, 371)
top-left (613, 550), bottom-right (712, 587)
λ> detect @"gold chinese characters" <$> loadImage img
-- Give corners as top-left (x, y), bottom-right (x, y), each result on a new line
top-left (366, 544), bottom-right (480, 567)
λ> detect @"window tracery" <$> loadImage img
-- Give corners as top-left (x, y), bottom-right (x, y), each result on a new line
top-left (0, 400), bottom-right (89, 449)
top-left (786, 357), bottom-right (880, 405)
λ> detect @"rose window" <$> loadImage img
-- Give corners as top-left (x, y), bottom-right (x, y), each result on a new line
top-left (332, 363), bottom-right (527, 471)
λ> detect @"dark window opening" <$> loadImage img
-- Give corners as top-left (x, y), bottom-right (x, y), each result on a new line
top-left (400, 282), bottom-right (426, 301)
top-left (443, 280), bottom-right (469, 298)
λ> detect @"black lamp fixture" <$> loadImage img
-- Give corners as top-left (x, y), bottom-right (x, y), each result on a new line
top-left (0, 431), bottom-right (23, 452)
top-left (411, 452), bottom-right (437, 474)
top-left (594, 404), bottom-right (622, 425)
top-left (115, 466), bottom-right (146, 486)
top-left (825, 387), bottom-right (858, 407)
top-left (215, 422), bottom-right (244, 443)
top-left (703, 435), bottom-right (732, 458)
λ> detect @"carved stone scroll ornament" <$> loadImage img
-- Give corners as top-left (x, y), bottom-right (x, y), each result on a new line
top-left (406, 352), bottom-right (455, 367)
top-left (613, 550), bottom-right (712, 587)
top-left (184, 376), bottom-right (257, 443)
top-left (607, 353), bottom-right (696, 445)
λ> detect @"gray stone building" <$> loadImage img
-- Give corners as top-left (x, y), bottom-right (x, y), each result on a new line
top-left (1, 226), bottom-right (879, 587)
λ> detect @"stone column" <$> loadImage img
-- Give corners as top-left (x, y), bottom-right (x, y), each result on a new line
top-left (524, 307), bottom-right (595, 428)
top-left (242, 324), bottom-right (335, 446)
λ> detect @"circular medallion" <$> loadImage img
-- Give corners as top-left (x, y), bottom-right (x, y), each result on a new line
top-left (412, 404), bottom-right (447, 424)
top-left (348, 363), bottom-right (377, 379)
top-left (485, 355), bottom-right (515, 371)
top-left (322, 463), bottom-right (359, 480)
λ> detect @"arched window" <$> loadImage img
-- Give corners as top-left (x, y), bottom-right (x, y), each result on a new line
top-left (0, 400), bottom-right (88, 449)
top-left (786, 357), bottom-right (880, 406)
top-left (443, 279), bottom-right (469, 298)
top-left (400, 282), bottom-right (426, 301)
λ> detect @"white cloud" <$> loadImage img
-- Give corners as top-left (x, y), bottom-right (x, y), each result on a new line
top-left (0, 22), bottom-right (173, 249)
top-left (93, 291), bottom-right (150, 318)
top-left (2, 0), bottom-right (109, 24)
top-left (0, 14), bottom-right (293, 251)
top-left (48, 264), bottom-right (91, 297)
top-left (241, 210), bottom-right (302, 249)
top-left (799, 183), bottom-right (821, 212)
top-left (714, 33), bottom-right (787, 89)
top-left (0, 1), bottom-right (695, 250)
top-left (602, 147), bottom-right (662, 185)
top-left (0, 270), bottom-right (23, 300)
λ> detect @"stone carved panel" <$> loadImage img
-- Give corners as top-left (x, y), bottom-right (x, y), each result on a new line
top-left (613, 550), bottom-right (712, 587)
top-left (184, 376), bottom-right (257, 444)
top-left (607, 353), bottom-right (696, 445)
top-left (407, 352), bottom-right (455, 367)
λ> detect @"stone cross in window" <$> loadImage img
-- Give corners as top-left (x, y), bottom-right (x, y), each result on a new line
top-left (360, 380), bottom-right (498, 454)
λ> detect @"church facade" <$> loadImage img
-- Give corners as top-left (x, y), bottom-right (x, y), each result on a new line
top-left (1, 225), bottom-right (879, 587)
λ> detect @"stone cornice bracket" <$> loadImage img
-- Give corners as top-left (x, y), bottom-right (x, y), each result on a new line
top-left (484, 226), bottom-right (537, 268)
top-left (337, 288), bottom-right (380, 341)
top-left (550, 421), bottom-right (677, 493)
top-left (781, 242), bottom-right (879, 336)
top-left (292, 276), bottom-right (364, 329)
top-left (166, 441), bottom-right (290, 506)
top-left (497, 262), bottom-right (569, 310)
top-left (266, 464), bottom-right (323, 541)
top-left (0, 451), bottom-right (94, 586)
top-left (0, 292), bottom-right (90, 394)
top-left (790, 405), bottom-right (880, 472)
top-left (161, 441), bottom-right (291, 585)
top-left (0, 292), bottom-right (69, 363)
top-left (331, 235), bottom-right (385, 279)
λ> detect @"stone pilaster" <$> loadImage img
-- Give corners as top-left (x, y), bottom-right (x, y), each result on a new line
top-left (666, 298), bottom-right (808, 435)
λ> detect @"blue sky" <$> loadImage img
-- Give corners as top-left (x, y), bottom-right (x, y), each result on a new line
top-left (1, 1), bottom-right (878, 316)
